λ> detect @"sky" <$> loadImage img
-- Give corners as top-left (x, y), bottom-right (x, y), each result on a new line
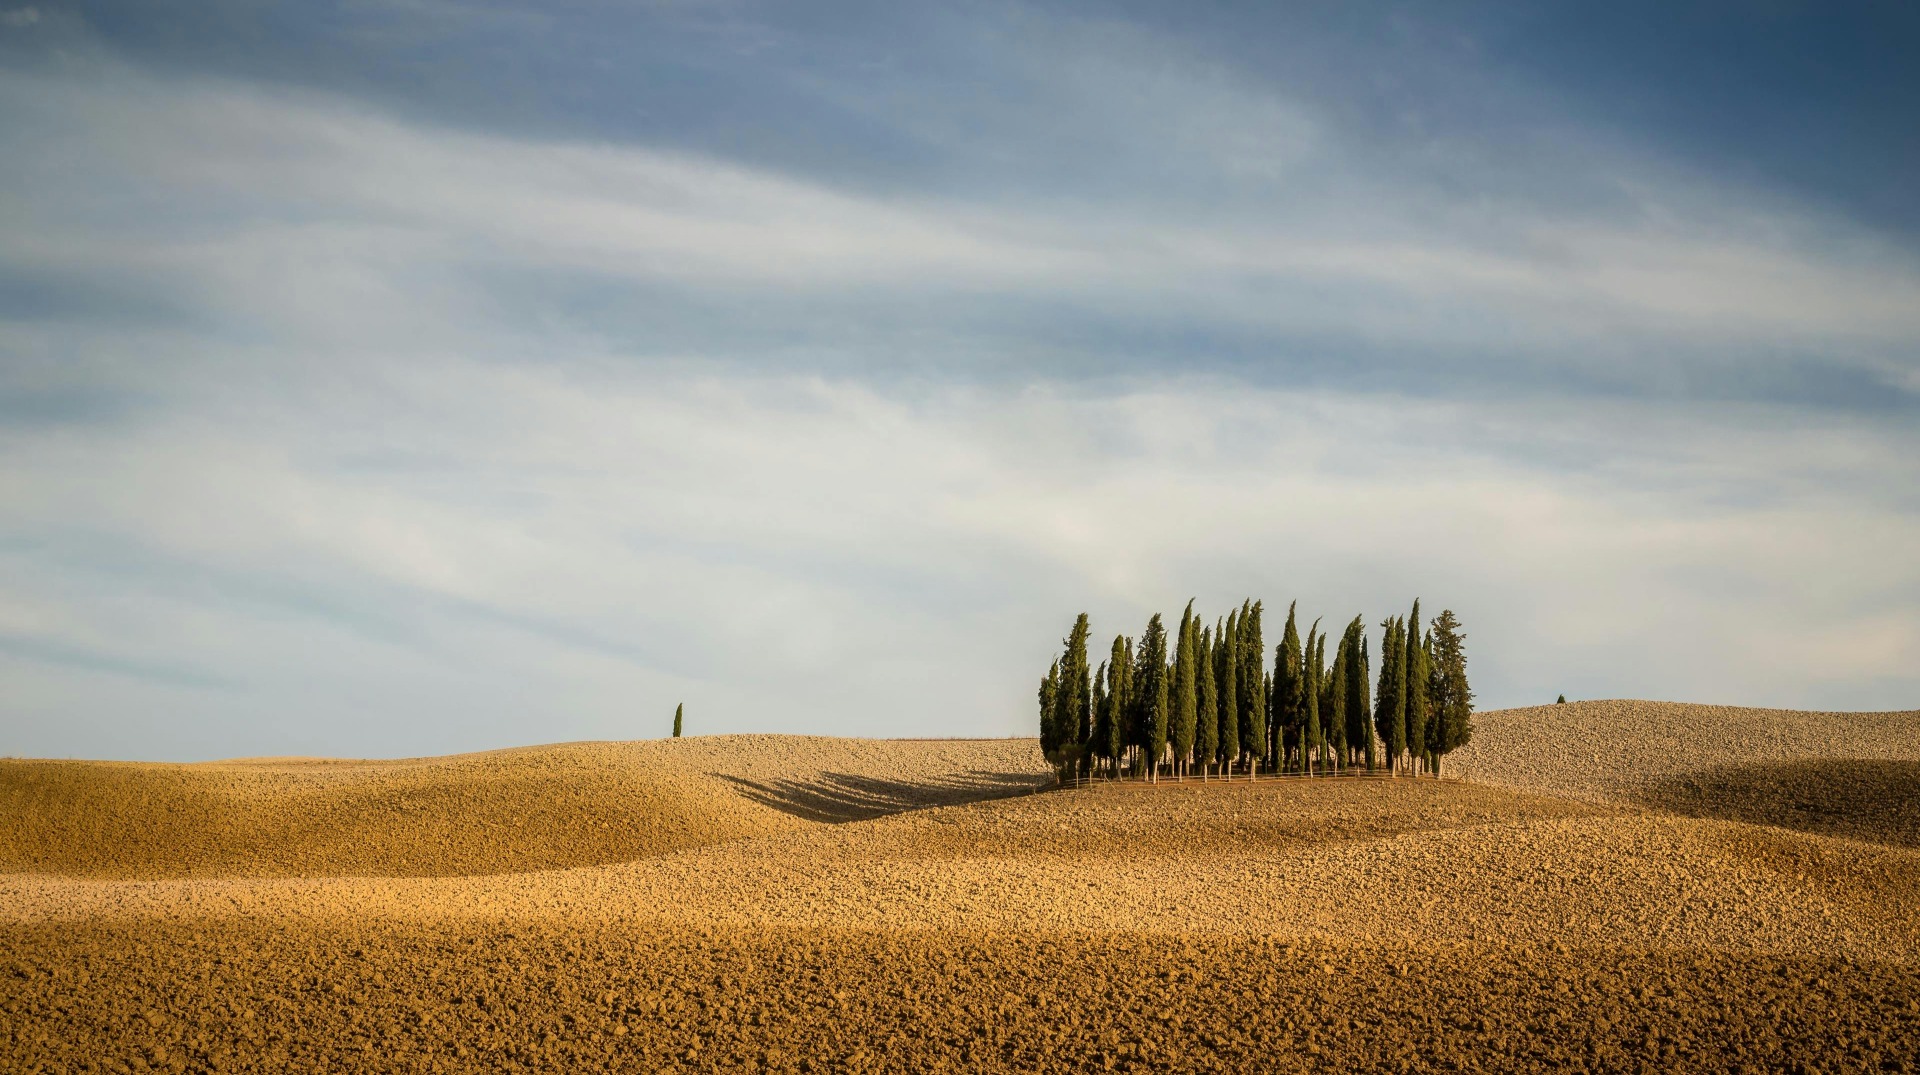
top-left (2, 2), bottom-right (1917, 761)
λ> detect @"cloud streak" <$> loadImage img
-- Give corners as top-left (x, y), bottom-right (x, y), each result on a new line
top-left (0, 6), bottom-right (1917, 759)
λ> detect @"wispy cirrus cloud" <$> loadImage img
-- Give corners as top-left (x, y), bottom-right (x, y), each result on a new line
top-left (1, 3), bottom-right (1917, 759)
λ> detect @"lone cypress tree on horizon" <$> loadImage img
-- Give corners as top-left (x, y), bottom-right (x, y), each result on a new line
top-left (672, 703), bottom-right (683, 738)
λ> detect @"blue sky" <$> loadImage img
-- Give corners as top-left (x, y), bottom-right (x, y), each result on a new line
top-left (2, 2), bottom-right (1917, 760)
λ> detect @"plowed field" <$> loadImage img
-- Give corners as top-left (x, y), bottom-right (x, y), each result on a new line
top-left (5, 703), bottom-right (1918, 1074)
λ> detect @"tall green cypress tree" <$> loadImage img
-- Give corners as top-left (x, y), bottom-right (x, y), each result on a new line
top-left (1392, 618), bottom-right (1410, 775)
top-left (1344, 617), bottom-right (1372, 771)
top-left (1138, 614), bottom-right (1170, 782)
top-left (1218, 612), bottom-right (1240, 778)
top-left (1195, 624), bottom-right (1218, 779)
top-left (1171, 601), bottom-right (1198, 779)
top-left (1326, 634), bottom-right (1348, 772)
top-left (672, 703), bottom-right (683, 738)
top-left (1357, 630), bottom-right (1375, 772)
top-left (1427, 609), bottom-right (1474, 776)
top-left (1276, 603), bottom-right (1304, 773)
top-left (1050, 614), bottom-right (1093, 779)
top-left (1374, 617), bottom-right (1406, 774)
top-left (1302, 620), bottom-right (1322, 775)
top-left (1238, 601), bottom-right (1265, 775)
top-left (1090, 659), bottom-right (1110, 773)
top-left (1107, 636), bottom-right (1131, 778)
top-left (1039, 658), bottom-right (1060, 764)
top-left (1403, 601), bottom-right (1431, 776)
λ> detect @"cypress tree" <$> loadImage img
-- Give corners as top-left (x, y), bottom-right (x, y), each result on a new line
top-left (1138, 614), bottom-right (1170, 782)
top-left (1344, 617), bottom-right (1372, 771)
top-left (673, 702), bottom-right (683, 738)
top-left (1050, 614), bottom-right (1093, 779)
top-left (1358, 630), bottom-right (1375, 772)
top-left (1239, 601), bottom-right (1266, 776)
top-left (1218, 613), bottom-right (1240, 778)
top-left (1275, 603), bottom-right (1304, 773)
top-left (1195, 624), bottom-right (1218, 779)
top-left (1302, 621), bottom-right (1322, 775)
top-left (1107, 636), bottom-right (1131, 778)
top-left (1374, 617), bottom-right (1406, 774)
top-left (1171, 601), bottom-right (1198, 779)
top-left (1263, 670), bottom-right (1273, 771)
top-left (1427, 609), bottom-right (1475, 776)
top-left (1090, 659), bottom-right (1110, 774)
top-left (1404, 601), bottom-right (1430, 777)
top-left (1557, 694), bottom-right (1567, 704)
top-left (1326, 634), bottom-right (1348, 772)
top-left (1039, 658), bottom-right (1060, 761)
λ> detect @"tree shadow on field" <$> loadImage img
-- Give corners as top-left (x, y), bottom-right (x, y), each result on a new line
top-left (1635, 759), bottom-right (1920, 849)
top-left (717, 770), bottom-right (1049, 823)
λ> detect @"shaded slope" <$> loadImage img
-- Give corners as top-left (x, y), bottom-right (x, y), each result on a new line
top-left (1637, 758), bottom-right (1920, 849)
top-left (1446, 699), bottom-right (1920, 809)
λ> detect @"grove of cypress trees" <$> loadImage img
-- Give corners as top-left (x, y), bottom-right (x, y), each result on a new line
top-left (1218, 613), bottom-right (1240, 778)
top-left (1171, 601), bottom-right (1198, 779)
top-left (1036, 599), bottom-right (1460, 783)
top-left (673, 702), bottom-right (683, 738)
top-left (1196, 624), bottom-right (1218, 779)
top-left (1427, 609), bottom-right (1475, 776)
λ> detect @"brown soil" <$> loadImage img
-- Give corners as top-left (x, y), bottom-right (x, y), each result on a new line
top-left (1636, 758), bottom-right (1920, 849)
top-left (1447, 699), bottom-right (1920, 805)
top-left (5, 707), bottom-right (1919, 1073)
top-left (0, 736), bottom-right (1049, 878)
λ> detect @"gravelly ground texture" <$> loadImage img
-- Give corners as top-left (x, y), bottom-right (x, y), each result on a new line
top-left (4, 702), bottom-right (1919, 1074)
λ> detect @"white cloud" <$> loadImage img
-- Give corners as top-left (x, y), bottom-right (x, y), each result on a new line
top-left (1, 53), bottom-right (1917, 758)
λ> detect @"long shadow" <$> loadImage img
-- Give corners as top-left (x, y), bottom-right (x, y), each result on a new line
top-left (717, 769), bottom-right (1050, 824)
top-left (1635, 759), bottom-right (1920, 849)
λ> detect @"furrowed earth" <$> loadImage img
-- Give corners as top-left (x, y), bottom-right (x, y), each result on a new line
top-left (4, 702), bottom-right (1919, 1073)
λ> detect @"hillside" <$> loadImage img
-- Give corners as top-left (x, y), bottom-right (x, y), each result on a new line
top-left (0, 736), bottom-right (1049, 878)
top-left (3, 704), bottom-right (1918, 1073)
